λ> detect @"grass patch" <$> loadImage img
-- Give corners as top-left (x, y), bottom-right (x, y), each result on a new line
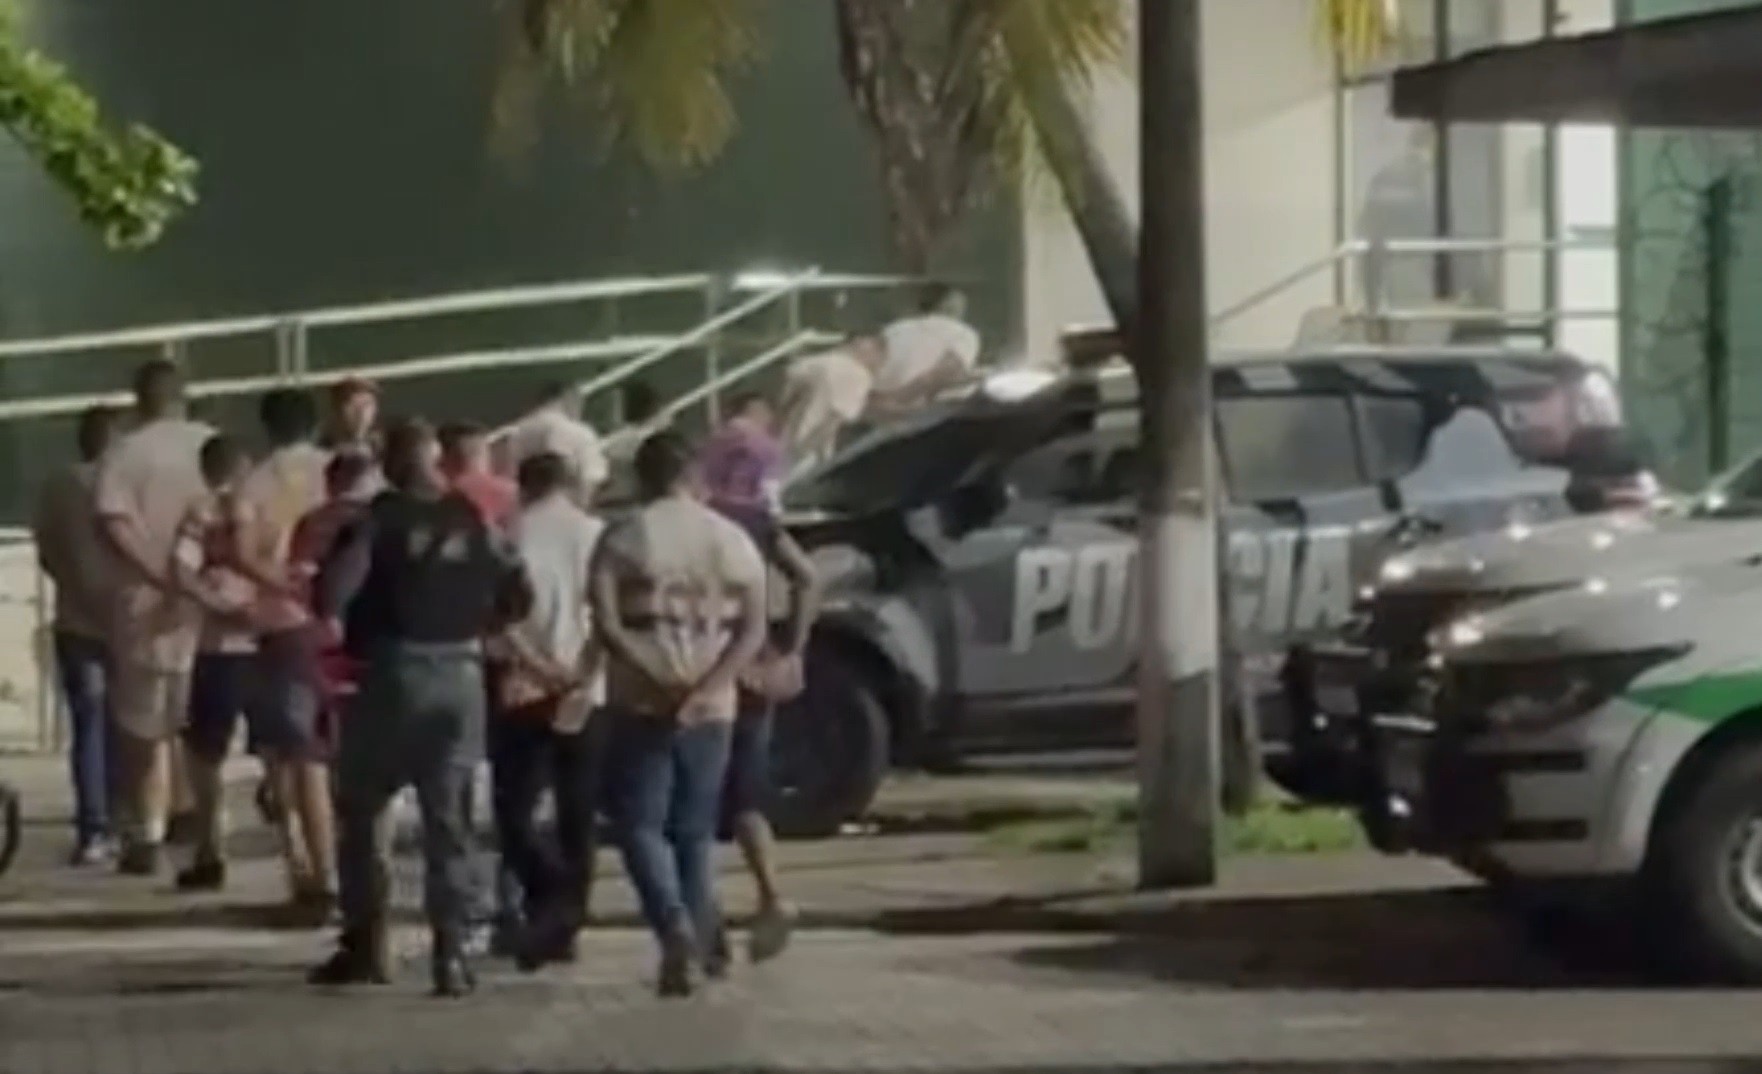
top-left (984, 795), bottom-right (1365, 857)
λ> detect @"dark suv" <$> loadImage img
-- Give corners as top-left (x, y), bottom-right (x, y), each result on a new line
top-left (766, 340), bottom-right (1634, 837)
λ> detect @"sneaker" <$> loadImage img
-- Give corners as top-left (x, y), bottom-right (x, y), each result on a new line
top-left (68, 836), bottom-right (116, 867)
top-left (175, 857), bottom-right (227, 892)
top-left (116, 842), bottom-right (161, 877)
top-left (748, 902), bottom-right (797, 964)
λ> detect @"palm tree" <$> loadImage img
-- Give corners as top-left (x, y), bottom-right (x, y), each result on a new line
top-left (497, 0), bottom-right (1401, 336)
top-left (497, 0), bottom-right (1402, 840)
top-left (0, 2), bottom-right (196, 250)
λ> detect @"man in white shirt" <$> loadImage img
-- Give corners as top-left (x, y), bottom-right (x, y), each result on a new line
top-left (94, 360), bottom-right (220, 875)
top-left (779, 333), bottom-right (885, 476)
top-left (490, 451), bottom-right (606, 970)
top-left (871, 285), bottom-right (983, 417)
top-left (501, 381), bottom-right (610, 506)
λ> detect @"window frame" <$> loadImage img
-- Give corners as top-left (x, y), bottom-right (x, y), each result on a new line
top-left (1350, 388), bottom-right (1434, 485)
top-left (1212, 388), bottom-right (1372, 505)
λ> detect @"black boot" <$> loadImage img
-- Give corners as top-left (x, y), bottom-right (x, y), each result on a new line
top-left (514, 901), bottom-right (579, 973)
top-left (308, 923), bottom-right (392, 986)
top-left (174, 856), bottom-right (226, 892)
top-left (657, 918), bottom-right (696, 998)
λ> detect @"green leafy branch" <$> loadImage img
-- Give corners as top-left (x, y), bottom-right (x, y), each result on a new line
top-left (0, 9), bottom-right (196, 250)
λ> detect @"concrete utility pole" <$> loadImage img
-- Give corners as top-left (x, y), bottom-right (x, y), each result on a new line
top-left (1135, 0), bottom-right (1218, 889)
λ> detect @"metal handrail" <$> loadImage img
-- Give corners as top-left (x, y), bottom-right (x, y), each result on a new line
top-left (558, 270), bottom-right (819, 414)
top-left (660, 329), bottom-right (836, 419)
top-left (0, 273), bottom-right (715, 360)
top-left (0, 335), bottom-right (679, 422)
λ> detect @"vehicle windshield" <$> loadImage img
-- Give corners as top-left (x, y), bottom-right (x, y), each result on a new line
top-left (1693, 449), bottom-right (1762, 517)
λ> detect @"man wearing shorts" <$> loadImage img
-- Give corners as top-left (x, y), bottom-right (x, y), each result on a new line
top-left (202, 390), bottom-right (337, 917)
top-left (172, 435), bottom-right (263, 892)
top-left (94, 360), bottom-right (217, 876)
top-left (697, 402), bottom-right (820, 963)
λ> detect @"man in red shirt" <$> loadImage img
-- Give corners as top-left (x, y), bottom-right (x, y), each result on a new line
top-left (441, 422), bottom-right (518, 530)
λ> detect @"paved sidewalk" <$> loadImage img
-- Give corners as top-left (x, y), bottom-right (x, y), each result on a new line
top-left (11, 753), bottom-right (1762, 1071)
top-left (9, 925), bottom-right (1762, 1073)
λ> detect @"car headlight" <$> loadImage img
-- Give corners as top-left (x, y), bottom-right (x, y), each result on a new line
top-left (1448, 646), bottom-right (1689, 732)
top-left (1379, 555), bottom-right (1417, 585)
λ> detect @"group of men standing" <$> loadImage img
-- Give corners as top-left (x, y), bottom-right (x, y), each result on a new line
top-left (31, 282), bottom-right (983, 1000)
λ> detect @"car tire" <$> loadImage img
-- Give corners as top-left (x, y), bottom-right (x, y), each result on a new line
top-left (1650, 741), bottom-right (1762, 982)
top-left (767, 642), bottom-right (891, 840)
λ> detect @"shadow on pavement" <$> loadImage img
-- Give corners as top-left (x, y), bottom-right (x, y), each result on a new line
top-left (993, 888), bottom-right (1659, 990)
top-left (0, 901), bottom-right (312, 932)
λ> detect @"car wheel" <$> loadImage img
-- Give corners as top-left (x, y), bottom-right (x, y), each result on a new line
top-left (767, 642), bottom-right (891, 840)
top-left (1652, 742), bottom-right (1762, 982)
top-left (0, 782), bottom-right (19, 878)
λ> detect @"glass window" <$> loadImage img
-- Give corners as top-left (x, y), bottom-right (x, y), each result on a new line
top-left (1006, 427), bottom-right (1137, 508)
top-left (1357, 393), bottom-right (1430, 480)
top-left (1217, 394), bottom-right (1364, 502)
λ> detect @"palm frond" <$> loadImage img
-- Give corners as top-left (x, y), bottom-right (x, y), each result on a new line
top-left (1315, 0), bottom-right (1401, 76)
top-left (964, 0), bottom-right (1128, 204)
top-left (493, 0), bottom-right (762, 174)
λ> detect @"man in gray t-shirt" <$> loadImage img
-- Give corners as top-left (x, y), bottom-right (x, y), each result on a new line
top-left (588, 430), bottom-right (766, 998)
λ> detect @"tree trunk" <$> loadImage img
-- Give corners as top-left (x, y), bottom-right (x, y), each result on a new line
top-left (1020, 69), bottom-right (1140, 338)
top-left (1135, 0), bottom-right (1218, 889)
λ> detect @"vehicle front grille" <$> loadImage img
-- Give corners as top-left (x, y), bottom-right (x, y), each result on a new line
top-left (1363, 590), bottom-right (1474, 656)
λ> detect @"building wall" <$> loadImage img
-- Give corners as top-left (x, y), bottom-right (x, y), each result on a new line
top-left (1019, 0), bottom-right (1338, 362)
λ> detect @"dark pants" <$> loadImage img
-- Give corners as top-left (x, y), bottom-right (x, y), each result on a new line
top-left (606, 713), bottom-right (732, 945)
top-left (54, 632), bottom-right (113, 844)
top-left (718, 696), bottom-right (774, 839)
top-left (335, 643), bottom-right (485, 951)
top-left (489, 710), bottom-right (603, 933)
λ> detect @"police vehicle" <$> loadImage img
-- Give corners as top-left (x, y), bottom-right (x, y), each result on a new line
top-left (766, 333), bottom-right (1628, 837)
top-left (1395, 493), bottom-right (1762, 979)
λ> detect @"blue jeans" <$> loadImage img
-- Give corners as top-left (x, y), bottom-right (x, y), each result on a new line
top-left (54, 632), bottom-right (113, 843)
top-left (606, 714), bottom-right (732, 945)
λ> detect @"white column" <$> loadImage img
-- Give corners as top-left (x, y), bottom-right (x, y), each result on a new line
top-left (1553, 0), bottom-right (1619, 373)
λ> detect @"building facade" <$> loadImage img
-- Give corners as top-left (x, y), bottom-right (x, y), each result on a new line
top-left (1022, 0), bottom-right (1620, 372)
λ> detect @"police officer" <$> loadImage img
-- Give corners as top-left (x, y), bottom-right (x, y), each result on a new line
top-left (307, 418), bottom-right (525, 997)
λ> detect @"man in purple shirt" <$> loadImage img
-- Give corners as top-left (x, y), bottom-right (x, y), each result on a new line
top-left (694, 394), bottom-right (819, 966)
top-left (697, 394), bottom-right (785, 536)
